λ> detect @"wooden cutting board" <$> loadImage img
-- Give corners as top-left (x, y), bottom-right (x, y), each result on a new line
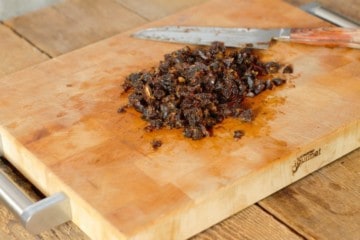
top-left (0, 0), bottom-right (359, 239)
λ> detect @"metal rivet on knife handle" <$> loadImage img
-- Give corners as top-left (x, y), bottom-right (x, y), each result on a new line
top-left (0, 170), bottom-right (72, 234)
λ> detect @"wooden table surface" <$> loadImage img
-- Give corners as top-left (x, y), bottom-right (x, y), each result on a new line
top-left (0, 0), bottom-right (359, 239)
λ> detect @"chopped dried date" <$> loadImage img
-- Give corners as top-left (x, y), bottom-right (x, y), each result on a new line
top-left (151, 139), bottom-right (162, 150)
top-left (233, 130), bottom-right (244, 140)
top-left (177, 76), bottom-right (186, 83)
top-left (246, 92), bottom-right (255, 98)
top-left (144, 125), bottom-right (155, 132)
top-left (283, 65), bottom-right (293, 73)
top-left (254, 83), bottom-right (266, 95)
top-left (265, 79), bottom-right (273, 90)
top-left (265, 62), bottom-right (280, 74)
top-left (121, 42), bottom-right (287, 140)
top-left (198, 50), bottom-right (208, 60)
top-left (272, 78), bottom-right (286, 86)
top-left (117, 105), bottom-right (128, 113)
top-left (239, 109), bottom-right (253, 122)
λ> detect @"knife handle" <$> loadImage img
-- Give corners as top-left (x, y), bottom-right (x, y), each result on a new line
top-left (280, 27), bottom-right (360, 49)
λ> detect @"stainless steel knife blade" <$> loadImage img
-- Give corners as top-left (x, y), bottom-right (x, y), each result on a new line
top-left (132, 26), bottom-right (291, 49)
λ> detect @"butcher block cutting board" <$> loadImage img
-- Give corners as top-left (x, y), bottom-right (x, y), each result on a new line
top-left (0, 0), bottom-right (359, 239)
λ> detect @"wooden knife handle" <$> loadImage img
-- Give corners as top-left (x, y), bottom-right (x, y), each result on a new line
top-left (288, 27), bottom-right (360, 49)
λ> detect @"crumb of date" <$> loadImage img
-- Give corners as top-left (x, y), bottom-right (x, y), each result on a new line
top-left (151, 139), bottom-right (162, 150)
top-left (233, 130), bottom-right (244, 140)
top-left (283, 65), bottom-right (293, 74)
top-left (239, 109), bottom-right (253, 122)
top-left (271, 78), bottom-right (286, 86)
top-left (117, 105), bottom-right (128, 113)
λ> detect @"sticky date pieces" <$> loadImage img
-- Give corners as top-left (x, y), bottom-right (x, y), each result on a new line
top-left (283, 65), bottom-right (293, 73)
top-left (233, 130), bottom-right (245, 140)
top-left (122, 42), bottom-right (287, 140)
top-left (151, 139), bottom-right (162, 150)
top-left (272, 78), bottom-right (286, 86)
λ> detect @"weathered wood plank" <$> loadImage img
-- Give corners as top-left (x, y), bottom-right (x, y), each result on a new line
top-left (0, 24), bottom-right (48, 78)
top-left (115, 0), bottom-right (207, 21)
top-left (285, 0), bottom-right (360, 24)
top-left (0, 0), bottom-right (61, 21)
top-left (258, 149), bottom-right (360, 240)
top-left (4, 0), bottom-right (147, 57)
top-left (192, 205), bottom-right (303, 240)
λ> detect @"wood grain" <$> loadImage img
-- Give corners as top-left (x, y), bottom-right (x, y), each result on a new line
top-left (259, 149), bottom-right (360, 240)
top-left (4, 0), bottom-right (147, 57)
top-left (0, 24), bottom-right (48, 78)
top-left (191, 205), bottom-right (303, 240)
top-left (285, 0), bottom-right (360, 25)
top-left (0, 162), bottom-right (301, 240)
top-left (0, 0), bottom-right (359, 239)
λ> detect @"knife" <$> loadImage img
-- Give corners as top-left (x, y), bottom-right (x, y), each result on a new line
top-left (132, 26), bottom-right (360, 49)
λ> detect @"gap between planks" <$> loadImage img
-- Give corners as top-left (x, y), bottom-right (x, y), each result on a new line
top-left (258, 149), bottom-right (360, 240)
top-left (0, 21), bottom-right (52, 58)
top-left (256, 203), bottom-right (306, 239)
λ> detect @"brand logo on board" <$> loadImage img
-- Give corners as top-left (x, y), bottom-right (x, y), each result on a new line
top-left (292, 148), bottom-right (321, 174)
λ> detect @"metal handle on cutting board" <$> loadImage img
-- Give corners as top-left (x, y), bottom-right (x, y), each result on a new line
top-left (0, 170), bottom-right (72, 234)
top-left (0, 134), bottom-right (72, 234)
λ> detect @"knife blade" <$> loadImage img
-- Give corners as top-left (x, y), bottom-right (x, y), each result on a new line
top-left (132, 26), bottom-right (360, 49)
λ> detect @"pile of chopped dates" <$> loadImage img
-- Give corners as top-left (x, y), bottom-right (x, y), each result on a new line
top-left (121, 42), bottom-right (291, 140)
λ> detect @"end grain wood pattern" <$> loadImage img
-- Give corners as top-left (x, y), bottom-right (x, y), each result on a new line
top-left (288, 0), bottom-right (360, 25)
top-left (0, 0), bottom-right (358, 240)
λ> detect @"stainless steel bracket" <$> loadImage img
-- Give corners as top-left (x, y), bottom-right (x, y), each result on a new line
top-left (301, 2), bottom-right (359, 28)
top-left (0, 170), bottom-right (72, 234)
